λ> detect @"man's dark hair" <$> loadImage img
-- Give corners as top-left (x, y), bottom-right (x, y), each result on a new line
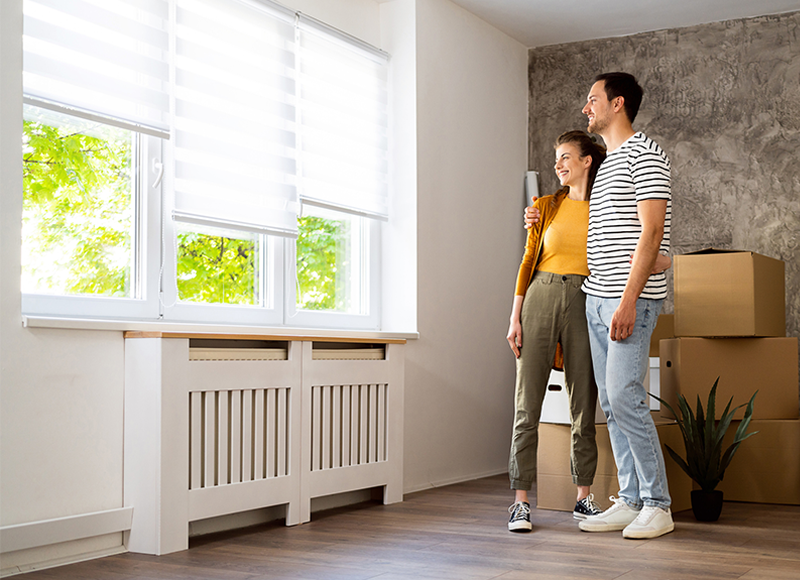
top-left (594, 72), bottom-right (643, 124)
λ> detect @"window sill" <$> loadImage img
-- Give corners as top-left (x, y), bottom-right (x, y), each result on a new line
top-left (21, 315), bottom-right (419, 342)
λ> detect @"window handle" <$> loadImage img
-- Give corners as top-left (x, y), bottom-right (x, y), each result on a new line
top-left (152, 159), bottom-right (164, 188)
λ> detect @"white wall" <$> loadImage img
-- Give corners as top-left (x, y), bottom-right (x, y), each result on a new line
top-left (403, 0), bottom-right (528, 491)
top-left (0, 0), bottom-right (529, 571)
top-left (1, 2), bottom-right (128, 574)
top-left (380, 0), bottom-right (418, 333)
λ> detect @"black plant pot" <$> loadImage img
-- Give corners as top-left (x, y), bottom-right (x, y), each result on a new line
top-left (691, 489), bottom-right (724, 521)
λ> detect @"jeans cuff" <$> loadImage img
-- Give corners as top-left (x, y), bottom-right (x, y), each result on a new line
top-left (622, 498), bottom-right (643, 510)
top-left (643, 500), bottom-right (671, 510)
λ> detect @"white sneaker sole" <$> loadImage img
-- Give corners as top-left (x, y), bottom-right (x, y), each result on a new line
top-left (623, 521), bottom-right (675, 539)
top-left (578, 508), bottom-right (640, 532)
top-left (508, 522), bottom-right (533, 532)
top-left (579, 519), bottom-right (632, 532)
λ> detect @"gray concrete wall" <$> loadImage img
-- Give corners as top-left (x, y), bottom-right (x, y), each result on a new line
top-left (528, 11), bottom-right (800, 392)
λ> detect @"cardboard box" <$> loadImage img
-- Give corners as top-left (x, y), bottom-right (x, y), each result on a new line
top-left (541, 359), bottom-right (661, 424)
top-left (659, 337), bottom-right (799, 421)
top-left (536, 420), bottom-right (692, 513)
top-left (650, 314), bottom-right (675, 357)
top-left (715, 419), bottom-right (800, 505)
top-left (674, 249), bottom-right (785, 337)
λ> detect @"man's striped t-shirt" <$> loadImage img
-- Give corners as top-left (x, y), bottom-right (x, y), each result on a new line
top-left (582, 132), bottom-right (671, 300)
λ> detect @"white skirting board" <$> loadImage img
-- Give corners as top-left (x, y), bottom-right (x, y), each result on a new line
top-left (0, 507), bottom-right (133, 553)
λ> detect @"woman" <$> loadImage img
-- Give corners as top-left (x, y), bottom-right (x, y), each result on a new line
top-left (506, 130), bottom-right (604, 532)
top-left (506, 131), bottom-right (672, 532)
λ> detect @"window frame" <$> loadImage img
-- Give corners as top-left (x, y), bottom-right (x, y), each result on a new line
top-left (158, 223), bottom-right (286, 327)
top-left (286, 209), bottom-right (381, 330)
top-left (20, 123), bottom-right (163, 322)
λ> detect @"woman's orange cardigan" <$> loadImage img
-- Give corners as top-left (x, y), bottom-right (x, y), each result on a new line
top-left (513, 190), bottom-right (570, 370)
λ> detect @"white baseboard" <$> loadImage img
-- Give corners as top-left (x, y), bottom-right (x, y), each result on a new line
top-left (0, 507), bottom-right (133, 553)
top-left (0, 537), bottom-right (125, 578)
top-left (404, 468), bottom-right (508, 495)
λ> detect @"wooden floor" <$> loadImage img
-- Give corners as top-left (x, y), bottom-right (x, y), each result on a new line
top-left (23, 475), bottom-right (800, 580)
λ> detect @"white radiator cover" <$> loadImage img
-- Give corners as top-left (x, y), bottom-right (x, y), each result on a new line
top-left (124, 338), bottom-right (404, 555)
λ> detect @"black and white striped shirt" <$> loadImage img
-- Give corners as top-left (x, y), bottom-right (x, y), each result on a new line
top-left (582, 132), bottom-right (671, 299)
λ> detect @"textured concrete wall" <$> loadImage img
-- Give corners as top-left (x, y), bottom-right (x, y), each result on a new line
top-left (528, 11), bottom-right (800, 381)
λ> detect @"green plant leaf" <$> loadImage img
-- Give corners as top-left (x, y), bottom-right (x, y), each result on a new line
top-left (719, 390), bottom-right (759, 478)
top-left (664, 444), bottom-right (694, 481)
top-left (652, 378), bottom-right (757, 492)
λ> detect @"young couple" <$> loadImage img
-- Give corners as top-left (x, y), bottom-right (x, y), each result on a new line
top-left (506, 72), bottom-right (674, 540)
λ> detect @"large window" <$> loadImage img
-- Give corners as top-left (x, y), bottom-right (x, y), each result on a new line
top-left (21, 0), bottom-right (389, 329)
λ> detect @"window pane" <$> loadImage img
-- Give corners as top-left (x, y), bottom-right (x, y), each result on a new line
top-left (176, 224), bottom-right (262, 306)
top-left (296, 206), bottom-right (365, 314)
top-left (21, 105), bottom-right (135, 297)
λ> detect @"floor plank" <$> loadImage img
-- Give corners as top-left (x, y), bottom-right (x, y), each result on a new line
top-left (18, 475), bottom-right (800, 580)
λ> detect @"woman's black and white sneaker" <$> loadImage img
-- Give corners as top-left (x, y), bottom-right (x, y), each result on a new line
top-left (508, 501), bottom-right (532, 532)
top-left (573, 494), bottom-right (602, 520)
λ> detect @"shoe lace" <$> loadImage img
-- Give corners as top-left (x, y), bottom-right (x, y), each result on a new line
top-left (508, 502), bottom-right (531, 519)
top-left (607, 495), bottom-right (629, 511)
top-left (635, 505), bottom-right (660, 523)
top-left (583, 493), bottom-right (601, 512)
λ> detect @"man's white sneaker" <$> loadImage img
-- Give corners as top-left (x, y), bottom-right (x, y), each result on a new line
top-left (578, 496), bottom-right (640, 532)
top-left (622, 506), bottom-right (674, 539)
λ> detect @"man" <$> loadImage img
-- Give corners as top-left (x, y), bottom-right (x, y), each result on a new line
top-left (579, 72), bottom-right (673, 539)
top-left (527, 73), bottom-right (673, 539)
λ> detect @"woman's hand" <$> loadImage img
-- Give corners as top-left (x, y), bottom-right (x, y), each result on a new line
top-left (652, 251), bottom-right (672, 273)
top-left (629, 251), bottom-right (672, 274)
top-left (524, 196), bottom-right (540, 229)
top-left (507, 318), bottom-right (523, 358)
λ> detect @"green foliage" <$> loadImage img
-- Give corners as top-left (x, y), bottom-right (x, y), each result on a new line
top-left (22, 117), bottom-right (132, 296)
top-left (177, 231), bottom-right (258, 305)
top-left (296, 216), bottom-right (347, 311)
top-left (23, 113), bottom-right (345, 310)
top-left (651, 378), bottom-right (758, 493)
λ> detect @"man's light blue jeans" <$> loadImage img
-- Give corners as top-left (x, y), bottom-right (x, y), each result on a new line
top-left (585, 295), bottom-right (671, 510)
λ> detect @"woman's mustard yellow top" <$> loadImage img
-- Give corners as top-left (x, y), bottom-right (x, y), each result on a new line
top-left (536, 197), bottom-right (590, 276)
top-left (515, 191), bottom-right (589, 296)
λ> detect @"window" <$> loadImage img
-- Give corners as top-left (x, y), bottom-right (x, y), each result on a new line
top-left (296, 207), bottom-right (366, 314)
top-left (21, 0), bottom-right (389, 329)
top-left (22, 106), bottom-right (137, 299)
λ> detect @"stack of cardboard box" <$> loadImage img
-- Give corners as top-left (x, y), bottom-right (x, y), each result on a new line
top-left (536, 249), bottom-right (799, 513)
top-left (660, 249), bottom-right (800, 505)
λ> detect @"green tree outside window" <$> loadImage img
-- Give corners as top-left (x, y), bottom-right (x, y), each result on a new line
top-left (22, 115), bottom-right (134, 297)
top-left (22, 111), bottom-right (347, 312)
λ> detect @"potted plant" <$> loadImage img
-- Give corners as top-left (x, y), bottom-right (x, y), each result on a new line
top-left (651, 378), bottom-right (758, 521)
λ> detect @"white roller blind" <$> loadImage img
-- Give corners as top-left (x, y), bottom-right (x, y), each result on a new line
top-left (23, 0), bottom-right (170, 136)
top-left (297, 15), bottom-right (390, 220)
top-left (171, 0), bottom-right (299, 238)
